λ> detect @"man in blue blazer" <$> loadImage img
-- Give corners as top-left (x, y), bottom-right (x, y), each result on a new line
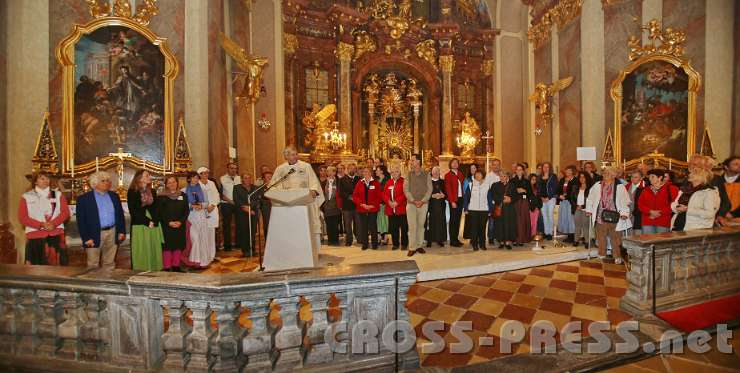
top-left (76, 171), bottom-right (126, 269)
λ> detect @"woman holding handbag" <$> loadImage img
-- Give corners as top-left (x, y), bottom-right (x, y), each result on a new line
top-left (585, 167), bottom-right (632, 264)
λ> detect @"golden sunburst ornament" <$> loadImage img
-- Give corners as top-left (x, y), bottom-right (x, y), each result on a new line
top-left (378, 123), bottom-right (413, 158)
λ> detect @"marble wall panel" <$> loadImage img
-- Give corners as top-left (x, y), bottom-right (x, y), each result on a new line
top-left (558, 21), bottom-right (581, 168)
top-left (0, 1), bottom-right (7, 220)
top-left (501, 36), bottom-right (524, 167)
top-left (734, 3), bottom-right (740, 156)
top-left (603, 0), bottom-right (642, 156)
top-left (208, 0), bottom-right (229, 178)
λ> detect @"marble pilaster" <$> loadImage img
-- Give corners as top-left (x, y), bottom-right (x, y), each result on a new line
top-left (704, 0), bottom-right (735, 160)
top-left (440, 55), bottom-right (455, 155)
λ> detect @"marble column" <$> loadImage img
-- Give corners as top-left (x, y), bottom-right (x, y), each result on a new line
top-left (704, 0), bottom-right (735, 160)
top-left (6, 0), bottom-right (49, 260)
top-left (185, 0), bottom-right (210, 168)
top-left (336, 42), bottom-right (354, 150)
top-left (580, 0), bottom-right (606, 157)
top-left (550, 25), bottom-right (560, 170)
top-left (483, 58), bottom-right (495, 156)
top-left (440, 55), bottom-right (455, 155)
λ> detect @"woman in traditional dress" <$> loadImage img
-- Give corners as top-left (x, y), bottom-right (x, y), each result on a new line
top-left (491, 172), bottom-right (517, 250)
top-left (157, 175), bottom-right (189, 271)
top-left (557, 165), bottom-right (578, 243)
top-left (18, 172), bottom-right (70, 265)
top-left (528, 174), bottom-right (543, 238)
top-left (375, 165), bottom-right (390, 245)
top-left (462, 163), bottom-right (478, 241)
top-left (510, 164), bottom-right (533, 246)
top-left (425, 166), bottom-right (448, 247)
top-left (127, 170), bottom-right (164, 271)
top-left (184, 172), bottom-right (215, 268)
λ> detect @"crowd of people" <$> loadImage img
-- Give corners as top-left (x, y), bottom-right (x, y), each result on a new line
top-left (17, 152), bottom-right (740, 270)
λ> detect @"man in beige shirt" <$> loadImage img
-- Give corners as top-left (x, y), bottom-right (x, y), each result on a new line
top-left (403, 153), bottom-right (432, 257)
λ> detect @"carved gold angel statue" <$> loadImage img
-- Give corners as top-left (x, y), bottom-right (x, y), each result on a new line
top-left (458, 112), bottom-right (481, 158)
top-left (528, 76), bottom-right (573, 135)
top-left (219, 32), bottom-right (268, 104)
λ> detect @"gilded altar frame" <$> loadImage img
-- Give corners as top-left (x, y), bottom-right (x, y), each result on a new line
top-left (56, 17), bottom-right (179, 175)
top-left (610, 53), bottom-right (700, 165)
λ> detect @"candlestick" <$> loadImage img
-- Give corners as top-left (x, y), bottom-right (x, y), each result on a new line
top-left (95, 157), bottom-right (99, 172)
top-left (71, 161), bottom-right (75, 179)
top-left (668, 159), bottom-right (672, 170)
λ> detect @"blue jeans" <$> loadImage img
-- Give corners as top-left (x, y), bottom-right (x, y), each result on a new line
top-left (641, 225), bottom-right (670, 234)
top-left (541, 198), bottom-right (556, 235)
top-left (487, 216), bottom-right (495, 243)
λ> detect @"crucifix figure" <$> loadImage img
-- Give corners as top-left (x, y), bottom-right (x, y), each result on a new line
top-left (109, 147), bottom-right (132, 191)
top-left (482, 131), bottom-right (493, 170)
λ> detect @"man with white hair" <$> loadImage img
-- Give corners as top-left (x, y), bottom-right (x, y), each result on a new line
top-left (197, 166), bottom-right (220, 248)
top-left (271, 145), bottom-right (325, 252)
top-left (75, 171), bottom-right (126, 269)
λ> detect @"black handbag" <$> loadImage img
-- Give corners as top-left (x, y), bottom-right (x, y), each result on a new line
top-left (600, 183), bottom-right (620, 224)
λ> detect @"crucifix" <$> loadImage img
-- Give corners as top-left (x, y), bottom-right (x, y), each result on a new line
top-left (482, 131), bottom-right (493, 171)
top-left (109, 147), bottom-right (132, 191)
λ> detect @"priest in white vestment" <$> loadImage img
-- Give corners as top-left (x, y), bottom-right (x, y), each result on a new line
top-left (271, 146), bottom-right (325, 252)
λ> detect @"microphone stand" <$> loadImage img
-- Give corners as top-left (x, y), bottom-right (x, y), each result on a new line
top-left (247, 169), bottom-right (294, 271)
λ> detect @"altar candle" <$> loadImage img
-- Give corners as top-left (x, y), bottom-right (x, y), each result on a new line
top-left (71, 161), bottom-right (75, 179)
top-left (668, 159), bottom-right (672, 170)
top-left (95, 157), bottom-right (99, 172)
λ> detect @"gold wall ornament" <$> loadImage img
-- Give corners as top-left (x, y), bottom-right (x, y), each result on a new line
top-left (456, 112), bottom-right (481, 158)
top-left (302, 104), bottom-right (336, 153)
top-left (628, 19), bottom-right (686, 61)
top-left (528, 76), bottom-right (573, 135)
top-left (415, 40), bottom-right (438, 70)
top-left (439, 55), bottom-right (455, 72)
top-left (86, 0), bottom-right (159, 26)
top-left (363, 73), bottom-right (381, 104)
top-left (56, 16), bottom-right (179, 176)
top-left (386, 16), bottom-right (410, 40)
top-left (220, 32), bottom-right (269, 104)
top-left (335, 41), bottom-right (355, 62)
top-left (527, 0), bottom-right (583, 48)
top-left (32, 112), bottom-right (59, 174)
top-left (353, 31), bottom-right (377, 61)
top-left (602, 127), bottom-right (616, 166)
top-left (699, 126), bottom-right (716, 159)
top-left (481, 59), bottom-right (494, 76)
top-left (610, 54), bottom-right (700, 163)
top-left (174, 114), bottom-right (192, 173)
top-left (283, 33), bottom-right (298, 55)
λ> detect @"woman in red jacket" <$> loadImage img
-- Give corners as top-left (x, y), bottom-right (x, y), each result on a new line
top-left (638, 169), bottom-right (679, 234)
top-left (18, 172), bottom-right (70, 265)
top-left (353, 167), bottom-right (382, 250)
top-left (383, 165), bottom-right (408, 250)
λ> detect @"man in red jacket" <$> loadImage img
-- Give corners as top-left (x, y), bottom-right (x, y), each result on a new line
top-left (444, 158), bottom-right (465, 247)
top-left (353, 167), bottom-right (382, 250)
top-left (638, 169), bottom-right (678, 234)
top-left (383, 165), bottom-right (408, 250)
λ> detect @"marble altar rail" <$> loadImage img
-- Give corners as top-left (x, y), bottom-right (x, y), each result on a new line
top-left (620, 227), bottom-right (740, 316)
top-left (0, 261), bottom-right (419, 372)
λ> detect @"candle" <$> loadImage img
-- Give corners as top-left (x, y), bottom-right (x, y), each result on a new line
top-left (668, 159), bottom-right (672, 170)
top-left (95, 157), bottom-right (99, 172)
top-left (71, 161), bottom-right (75, 179)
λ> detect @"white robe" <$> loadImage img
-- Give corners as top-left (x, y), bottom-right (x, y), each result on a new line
top-left (272, 160), bottom-right (325, 249)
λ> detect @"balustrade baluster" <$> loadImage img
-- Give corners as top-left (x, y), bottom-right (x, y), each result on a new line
top-left (161, 299), bottom-right (191, 370)
top-left (241, 300), bottom-right (272, 372)
top-left (15, 289), bottom-right (41, 355)
top-left (329, 292), bottom-right (350, 361)
top-left (80, 294), bottom-right (102, 361)
top-left (57, 292), bottom-right (87, 360)
top-left (184, 300), bottom-right (214, 372)
top-left (37, 290), bottom-right (61, 358)
top-left (211, 301), bottom-right (242, 372)
top-left (398, 279), bottom-right (420, 369)
top-left (97, 297), bottom-right (111, 362)
top-left (0, 289), bottom-right (19, 354)
top-left (271, 296), bottom-right (303, 371)
top-left (301, 294), bottom-right (332, 365)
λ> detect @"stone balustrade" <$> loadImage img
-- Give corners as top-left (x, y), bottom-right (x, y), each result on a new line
top-left (0, 261), bottom-right (419, 372)
top-left (620, 227), bottom-right (740, 316)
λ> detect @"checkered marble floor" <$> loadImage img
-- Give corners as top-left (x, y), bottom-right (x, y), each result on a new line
top-left (406, 259), bottom-right (632, 368)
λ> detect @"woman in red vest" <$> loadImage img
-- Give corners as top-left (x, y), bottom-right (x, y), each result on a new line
top-left (638, 169), bottom-right (679, 234)
top-left (353, 167), bottom-right (382, 250)
top-left (382, 165), bottom-right (408, 250)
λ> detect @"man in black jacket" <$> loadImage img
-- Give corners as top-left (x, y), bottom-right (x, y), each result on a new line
top-left (338, 163), bottom-right (361, 246)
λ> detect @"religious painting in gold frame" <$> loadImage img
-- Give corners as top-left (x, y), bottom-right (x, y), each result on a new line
top-left (56, 17), bottom-right (178, 176)
top-left (610, 54), bottom-right (700, 164)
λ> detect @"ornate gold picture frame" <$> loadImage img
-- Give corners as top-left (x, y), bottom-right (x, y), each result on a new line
top-left (611, 54), bottom-right (700, 164)
top-left (56, 16), bottom-right (178, 176)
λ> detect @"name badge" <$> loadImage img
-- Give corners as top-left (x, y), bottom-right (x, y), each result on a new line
top-left (369, 185), bottom-right (376, 190)
top-left (177, 196), bottom-right (184, 201)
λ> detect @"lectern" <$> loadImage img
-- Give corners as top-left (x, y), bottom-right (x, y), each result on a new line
top-left (262, 188), bottom-right (319, 271)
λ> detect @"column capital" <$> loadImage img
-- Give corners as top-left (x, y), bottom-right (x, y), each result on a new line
top-left (482, 59), bottom-right (494, 76)
top-left (283, 33), bottom-right (298, 55)
top-left (335, 42), bottom-right (355, 62)
top-left (439, 55), bottom-right (455, 73)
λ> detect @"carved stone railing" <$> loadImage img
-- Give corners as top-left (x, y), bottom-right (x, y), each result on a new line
top-left (0, 261), bottom-right (419, 372)
top-left (620, 227), bottom-right (740, 316)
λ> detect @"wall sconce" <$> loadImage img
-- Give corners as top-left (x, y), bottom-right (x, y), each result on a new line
top-left (257, 112), bottom-right (271, 130)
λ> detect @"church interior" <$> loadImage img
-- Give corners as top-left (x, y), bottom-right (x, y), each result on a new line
top-left (1, 0), bottom-right (739, 372)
